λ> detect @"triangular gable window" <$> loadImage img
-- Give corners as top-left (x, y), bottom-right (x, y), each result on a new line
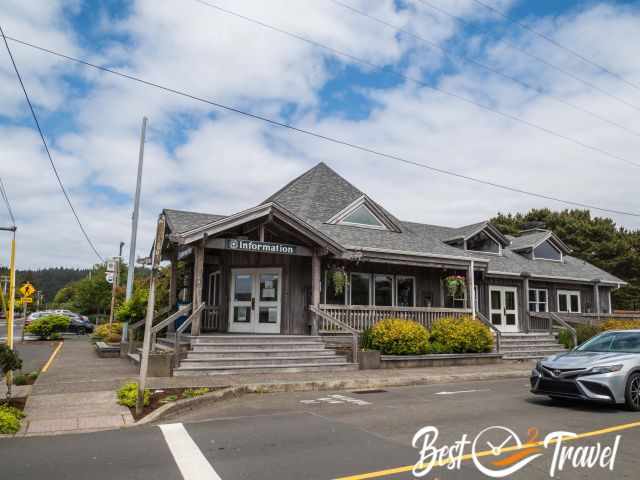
top-left (340, 205), bottom-right (385, 228)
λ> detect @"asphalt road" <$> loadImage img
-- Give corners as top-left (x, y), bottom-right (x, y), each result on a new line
top-left (2, 378), bottom-right (640, 479)
top-left (0, 318), bottom-right (25, 340)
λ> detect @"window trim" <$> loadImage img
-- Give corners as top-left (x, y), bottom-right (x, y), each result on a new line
top-left (338, 204), bottom-right (387, 230)
top-left (528, 288), bottom-right (548, 312)
top-left (464, 229), bottom-right (503, 256)
top-left (327, 196), bottom-right (389, 231)
top-left (557, 289), bottom-right (581, 313)
top-left (532, 240), bottom-right (563, 262)
top-left (396, 275), bottom-right (416, 307)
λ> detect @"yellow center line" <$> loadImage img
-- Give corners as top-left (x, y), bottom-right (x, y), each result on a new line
top-left (41, 341), bottom-right (63, 373)
top-left (335, 419), bottom-right (640, 480)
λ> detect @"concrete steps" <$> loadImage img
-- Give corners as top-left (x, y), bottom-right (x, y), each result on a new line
top-left (174, 334), bottom-right (357, 376)
top-left (500, 333), bottom-right (568, 361)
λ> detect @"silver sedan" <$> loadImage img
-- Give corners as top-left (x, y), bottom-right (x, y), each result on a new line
top-left (531, 329), bottom-right (640, 410)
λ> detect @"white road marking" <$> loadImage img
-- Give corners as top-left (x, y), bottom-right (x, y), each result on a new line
top-left (159, 423), bottom-right (222, 480)
top-left (434, 389), bottom-right (490, 396)
top-left (300, 394), bottom-right (371, 406)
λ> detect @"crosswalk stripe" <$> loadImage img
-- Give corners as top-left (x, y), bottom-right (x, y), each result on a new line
top-left (159, 423), bottom-right (222, 480)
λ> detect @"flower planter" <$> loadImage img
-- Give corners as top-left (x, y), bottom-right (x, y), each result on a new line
top-left (359, 350), bottom-right (381, 370)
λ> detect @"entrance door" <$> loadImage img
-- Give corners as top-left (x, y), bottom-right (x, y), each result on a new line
top-left (229, 268), bottom-right (282, 334)
top-left (489, 286), bottom-right (518, 332)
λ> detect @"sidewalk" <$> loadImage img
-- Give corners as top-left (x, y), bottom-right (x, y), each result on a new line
top-left (14, 336), bottom-right (534, 435)
top-left (20, 337), bottom-right (138, 436)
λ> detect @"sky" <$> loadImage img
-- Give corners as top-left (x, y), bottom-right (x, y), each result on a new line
top-left (1, 0), bottom-right (640, 270)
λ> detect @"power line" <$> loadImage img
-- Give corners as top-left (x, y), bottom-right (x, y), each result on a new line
top-left (414, 0), bottom-right (640, 114)
top-left (470, 0), bottom-right (640, 93)
top-left (188, 0), bottom-right (640, 170)
top-left (0, 177), bottom-right (16, 226)
top-left (0, 24), bottom-right (104, 262)
top-left (331, 0), bottom-right (640, 139)
top-left (2, 34), bottom-right (639, 218)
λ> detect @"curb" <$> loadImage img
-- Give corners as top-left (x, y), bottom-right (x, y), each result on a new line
top-left (133, 369), bottom-right (532, 426)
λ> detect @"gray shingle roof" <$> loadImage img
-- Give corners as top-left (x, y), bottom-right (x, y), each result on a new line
top-left (162, 163), bottom-right (625, 284)
top-left (163, 209), bottom-right (226, 234)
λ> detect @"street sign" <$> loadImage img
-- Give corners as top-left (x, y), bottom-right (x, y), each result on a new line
top-left (105, 272), bottom-right (114, 284)
top-left (19, 297), bottom-right (32, 304)
top-left (19, 282), bottom-right (36, 298)
top-left (106, 260), bottom-right (116, 272)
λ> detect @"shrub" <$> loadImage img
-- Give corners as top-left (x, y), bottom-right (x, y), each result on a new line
top-left (92, 323), bottom-right (123, 341)
top-left (12, 374), bottom-right (28, 386)
top-left (557, 329), bottom-right (575, 349)
top-left (0, 405), bottom-right (25, 434)
top-left (576, 324), bottom-right (602, 345)
top-left (367, 319), bottom-right (430, 355)
top-left (183, 387), bottom-right (210, 398)
top-left (360, 327), bottom-right (374, 350)
top-left (25, 314), bottom-right (70, 340)
top-left (430, 316), bottom-right (494, 354)
top-left (601, 319), bottom-right (640, 331)
top-left (116, 382), bottom-right (150, 408)
top-left (104, 333), bottom-right (122, 344)
top-left (0, 345), bottom-right (22, 400)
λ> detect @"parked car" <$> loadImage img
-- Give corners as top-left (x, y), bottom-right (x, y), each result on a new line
top-left (531, 330), bottom-right (640, 410)
top-left (25, 310), bottom-right (94, 335)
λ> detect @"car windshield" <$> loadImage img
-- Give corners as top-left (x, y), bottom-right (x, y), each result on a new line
top-left (577, 331), bottom-right (640, 353)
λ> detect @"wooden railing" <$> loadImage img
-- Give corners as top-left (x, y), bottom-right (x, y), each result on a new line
top-left (309, 305), bottom-right (359, 363)
top-left (476, 311), bottom-right (502, 354)
top-left (529, 312), bottom-right (577, 347)
top-left (173, 303), bottom-right (205, 367)
top-left (203, 306), bottom-right (222, 332)
top-left (127, 306), bottom-right (172, 355)
top-left (317, 304), bottom-right (472, 333)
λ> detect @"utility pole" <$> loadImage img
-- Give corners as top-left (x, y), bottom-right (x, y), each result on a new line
top-left (1, 226), bottom-right (17, 388)
top-left (126, 117), bottom-right (147, 301)
top-left (136, 215), bottom-right (165, 416)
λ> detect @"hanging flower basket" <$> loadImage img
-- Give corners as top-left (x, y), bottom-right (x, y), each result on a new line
top-left (329, 266), bottom-right (349, 296)
top-left (444, 275), bottom-right (466, 298)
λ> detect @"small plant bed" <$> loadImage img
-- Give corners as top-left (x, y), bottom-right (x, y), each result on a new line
top-left (116, 382), bottom-right (217, 421)
top-left (0, 399), bottom-right (27, 435)
top-left (13, 371), bottom-right (39, 386)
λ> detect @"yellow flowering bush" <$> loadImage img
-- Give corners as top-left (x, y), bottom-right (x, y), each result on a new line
top-left (430, 316), bottom-right (493, 354)
top-left (601, 319), bottom-right (640, 331)
top-left (368, 319), bottom-right (430, 355)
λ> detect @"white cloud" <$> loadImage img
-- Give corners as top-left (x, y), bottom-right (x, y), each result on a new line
top-left (1, 0), bottom-right (640, 271)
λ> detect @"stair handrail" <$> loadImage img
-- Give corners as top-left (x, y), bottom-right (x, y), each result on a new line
top-left (127, 305), bottom-right (172, 354)
top-left (150, 303), bottom-right (193, 347)
top-left (173, 302), bottom-right (205, 368)
top-left (309, 305), bottom-right (359, 363)
top-left (549, 312), bottom-right (578, 349)
top-left (476, 311), bottom-right (501, 354)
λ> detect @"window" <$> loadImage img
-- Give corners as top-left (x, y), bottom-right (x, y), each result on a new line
top-left (466, 231), bottom-right (500, 254)
top-left (558, 290), bottom-right (581, 313)
top-left (396, 276), bottom-right (415, 307)
top-left (340, 205), bottom-right (385, 228)
top-left (324, 271), bottom-right (347, 305)
top-left (528, 288), bottom-right (548, 312)
top-left (578, 332), bottom-right (640, 353)
top-left (374, 274), bottom-right (394, 306)
top-left (533, 240), bottom-right (562, 261)
top-left (445, 287), bottom-right (466, 308)
top-left (350, 273), bottom-right (371, 305)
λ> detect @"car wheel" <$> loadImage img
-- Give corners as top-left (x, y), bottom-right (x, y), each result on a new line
top-left (625, 373), bottom-right (640, 411)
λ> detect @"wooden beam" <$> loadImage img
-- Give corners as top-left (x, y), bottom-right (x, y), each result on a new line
top-left (191, 242), bottom-right (205, 336)
top-left (522, 275), bottom-right (530, 333)
top-left (311, 251), bottom-right (322, 335)
top-left (594, 282), bottom-right (601, 321)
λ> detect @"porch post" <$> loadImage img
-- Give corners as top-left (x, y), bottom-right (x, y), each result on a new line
top-left (468, 261), bottom-right (476, 318)
top-left (593, 280), bottom-right (601, 323)
top-left (167, 248), bottom-right (178, 333)
top-left (311, 250), bottom-right (321, 335)
top-left (521, 273), bottom-right (530, 333)
top-left (191, 242), bottom-right (205, 336)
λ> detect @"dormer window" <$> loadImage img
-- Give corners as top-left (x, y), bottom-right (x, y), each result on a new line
top-left (533, 240), bottom-right (562, 261)
top-left (340, 205), bottom-right (385, 229)
top-left (466, 231), bottom-right (500, 254)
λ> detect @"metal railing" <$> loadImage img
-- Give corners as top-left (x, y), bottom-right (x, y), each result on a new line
top-left (529, 312), bottom-right (577, 348)
top-left (173, 303), bottom-right (205, 368)
top-left (309, 305), bottom-right (360, 363)
top-left (476, 311), bottom-right (501, 354)
top-left (317, 305), bottom-right (471, 333)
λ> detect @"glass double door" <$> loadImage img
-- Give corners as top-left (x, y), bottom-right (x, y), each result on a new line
top-left (489, 286), bottom-right (519, 332)
top-left (229, 268), bottom-right (281, 334)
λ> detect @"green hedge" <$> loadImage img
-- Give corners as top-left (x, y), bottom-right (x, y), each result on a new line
top-left (0, 405), bottom-right (25, 434)
top-left (430, 316), bottom-right (494, 354)
top-left (25, 315), bottom-right (70, 340)
top-left (366, 319), bottom-right (430, 355)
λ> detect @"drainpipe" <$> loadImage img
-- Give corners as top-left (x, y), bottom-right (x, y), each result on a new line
top-left (593, 279), bottom-right (602, 324)
top-left (521, 272), bottom-right (531, 333)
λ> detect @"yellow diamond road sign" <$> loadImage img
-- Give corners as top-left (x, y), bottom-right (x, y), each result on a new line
top-left (19, 282), bottom-right (36, 298)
